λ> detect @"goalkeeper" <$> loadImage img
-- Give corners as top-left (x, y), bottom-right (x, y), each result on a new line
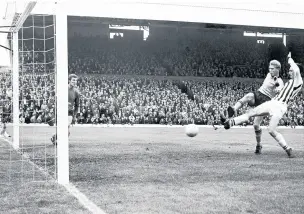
top-left (51, 74), bottom-right (80, 145)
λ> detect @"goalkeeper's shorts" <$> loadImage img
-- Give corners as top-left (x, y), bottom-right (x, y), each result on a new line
top-left (68, 110), bottom-right (74, 116)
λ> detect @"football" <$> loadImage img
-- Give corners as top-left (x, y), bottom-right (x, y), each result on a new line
top-left (185, 124), bottom-right (199, 137)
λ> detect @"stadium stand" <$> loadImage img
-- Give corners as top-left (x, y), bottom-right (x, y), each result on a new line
top-left (1, 26), bottom-right (303, 126)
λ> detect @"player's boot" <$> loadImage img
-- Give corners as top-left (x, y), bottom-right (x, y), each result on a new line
top-left (227, 106), bottom-right (236, 118)
top-left (255, 145), bottom-right (262, 154)
top-left (220, 114), bottom-right (227, 125)
top-left (220, 114), bottom-right (234, 129)
top-left (223, 119), bottom-right (233, 130)
top-left (51, 135), bottom-right (57, 146)
top-left (286, 148), bottom-right (295, 158)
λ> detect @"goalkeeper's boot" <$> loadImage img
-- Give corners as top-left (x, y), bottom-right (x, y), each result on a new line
top-left (227, 106), bottom-right (236, 118)
top-left (255, 145), bottom-right (262, 155)
top-left (51, 135), bottom-right (57, 146)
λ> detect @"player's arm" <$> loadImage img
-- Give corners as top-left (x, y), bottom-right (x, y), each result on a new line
top-left (288, 52), bottom-right (303, 86)
top-left (288, 53), bottom-right (300, 73)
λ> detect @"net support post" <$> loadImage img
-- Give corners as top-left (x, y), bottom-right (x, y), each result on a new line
top-left (12, 32), bottom-right (19, 150)
top-left (56, 7), bottom-right (69, 184)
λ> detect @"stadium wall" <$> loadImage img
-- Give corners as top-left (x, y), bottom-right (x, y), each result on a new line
top-left (76, 74), bottom-right (267, 83)
top-left (6, 123), bottom-right (304, 130)
top-left (68, 22), bottom-right (109, 37)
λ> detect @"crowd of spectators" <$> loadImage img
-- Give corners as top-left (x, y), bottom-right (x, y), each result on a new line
top-left (68, 32), bottom-right (297, 79)
top-left (73, 76), bottom-right (304, 126)
top-left (0, 72), bottom-right (56, 125)
top-left (1, 27), bottom-right (303, 127)
top-left (1, 73), bottom-right (303, 127)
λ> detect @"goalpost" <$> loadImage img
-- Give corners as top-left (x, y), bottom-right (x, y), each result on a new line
top-left (55, 4), bottom-right (69, 184)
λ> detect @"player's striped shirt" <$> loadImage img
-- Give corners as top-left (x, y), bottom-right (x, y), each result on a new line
top-left (258, 73), bottom-right (284, 98)
top-left (274, 80), bottom-right (302, 103)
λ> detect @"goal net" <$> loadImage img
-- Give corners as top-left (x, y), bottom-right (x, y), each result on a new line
top-left (1, 1), bottom-right (69, 185)
top-left (18, 14), bottom-right (57, 182)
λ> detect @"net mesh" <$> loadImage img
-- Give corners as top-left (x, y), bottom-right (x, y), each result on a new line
top-left (2, 14), bottom-right (58, 184)
top-left (0, 68), bottom-right (13, 184)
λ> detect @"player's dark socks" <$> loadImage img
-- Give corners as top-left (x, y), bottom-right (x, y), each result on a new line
top-left (255, 129), bottom-right (262, 144)
top-left (255, 129), bottom-right (262, 135)
top-left (255, 145), bottom-right (262, 154)
top-left (227, 106), bottom-right (236, 118)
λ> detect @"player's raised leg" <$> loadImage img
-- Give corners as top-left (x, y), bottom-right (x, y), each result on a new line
top-left (253, 116), bottom-right (263, 154)
top-left (227, 93), bottom-right (255, 117)
top-left (268, 112), bottom-right (295, 158)
top-left (227, 60), bottom-right (282, 118)
top-left (221, 101), bottom-right (271, 129)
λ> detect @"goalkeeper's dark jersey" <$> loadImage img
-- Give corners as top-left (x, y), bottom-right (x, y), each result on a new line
top-left (68, 86), bottom-right (80, 116)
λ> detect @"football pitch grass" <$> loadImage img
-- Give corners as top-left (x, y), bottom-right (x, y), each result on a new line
top-left (1, 125), bottom-right (304, 214)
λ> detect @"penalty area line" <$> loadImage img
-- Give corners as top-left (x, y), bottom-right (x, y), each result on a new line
top-left (2, 137), bottom-right (107, 214)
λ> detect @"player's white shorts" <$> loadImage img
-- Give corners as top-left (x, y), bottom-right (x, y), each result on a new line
top-left (253, 100), bottom-right (287, 118)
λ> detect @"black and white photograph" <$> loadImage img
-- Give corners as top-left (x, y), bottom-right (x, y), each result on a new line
top-left (0, 1), bottom-right (304, 214)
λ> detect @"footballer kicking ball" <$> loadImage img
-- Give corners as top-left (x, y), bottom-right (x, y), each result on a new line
top-left (185, 124), bottom-right (199, 137)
